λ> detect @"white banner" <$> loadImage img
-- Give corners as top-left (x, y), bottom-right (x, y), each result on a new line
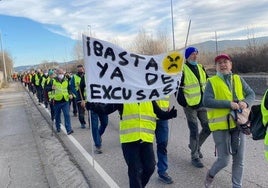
top-left (83, 35), bottom-right (183, 103)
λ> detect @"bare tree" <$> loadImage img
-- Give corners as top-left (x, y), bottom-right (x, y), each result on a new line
top-left (131, 28), bottom-right (170, 55)
top-left (246, 27), bottom-right (258, 56)
top-left (0, 50), bottom-right (13, 80)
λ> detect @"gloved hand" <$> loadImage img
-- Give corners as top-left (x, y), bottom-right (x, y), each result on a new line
top-left (85, 102), bottom-right (106, 113)
top-left (168, 106), bottom-right (177, 119)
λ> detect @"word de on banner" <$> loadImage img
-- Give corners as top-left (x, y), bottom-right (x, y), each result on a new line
top-left (83, 34), bottom-right (183, 103)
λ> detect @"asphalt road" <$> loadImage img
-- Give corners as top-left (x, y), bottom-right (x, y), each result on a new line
top-left (1, 82), bottom-right (268, 188)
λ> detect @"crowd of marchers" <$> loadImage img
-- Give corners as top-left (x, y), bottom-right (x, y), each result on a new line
top-left (15, 47), bottom-right (268, 188)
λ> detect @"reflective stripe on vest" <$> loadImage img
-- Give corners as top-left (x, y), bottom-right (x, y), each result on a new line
top-left (120, 102), bottom-right (156, 143)
top-left (53, 79), bottom-right (69, 101)
top-left (264, 132), bottom-right (268, 161)
top-left (183, 64), bottom-right (207, 106)
top-left (207, 74), bottom-right (244, 131)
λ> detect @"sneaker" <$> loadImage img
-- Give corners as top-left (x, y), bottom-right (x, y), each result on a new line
top-left (81, 124), bottom-right (86, 129)
top-left (199, 150), bottom-right (203, 159)
top-left (73, 113), bottom-right (78, 117)
top-left (204, 171), bottom-right (214, 188)
top-left (94, 147), bottom-right (102, 154)
top-left (191, 158), bottom-right (204, 168)
top-left (158, 172), bottom-right (173, 184)
top-left (67, 130), bottom-right (74, 135)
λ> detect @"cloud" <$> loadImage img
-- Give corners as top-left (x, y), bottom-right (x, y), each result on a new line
top-left (1, 0), bottom-right (268, 49)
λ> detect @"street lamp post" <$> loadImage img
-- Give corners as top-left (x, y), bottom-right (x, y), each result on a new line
top-left (88, 25), bottom-right (92, 36)
top-left (170, 0), bottom-right (175, 50)
top-left (0, 31), bottom-right (7, 82)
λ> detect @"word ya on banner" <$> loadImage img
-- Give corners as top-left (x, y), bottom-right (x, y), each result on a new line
top-left (83, 35), bottom-right (183, 103)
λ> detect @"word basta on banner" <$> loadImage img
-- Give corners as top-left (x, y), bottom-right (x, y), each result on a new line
top-left (83, 34), bottom-right (184, 103)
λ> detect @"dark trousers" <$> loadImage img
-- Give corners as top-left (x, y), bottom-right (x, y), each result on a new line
top-left (36, 85), bottom-right (43, 103)
top-left (77, 102), bottom-right (86, 125)
top-left (122, 141), bottom-right (156, 188)
top-left (69, 98), bottom-right (77, 115)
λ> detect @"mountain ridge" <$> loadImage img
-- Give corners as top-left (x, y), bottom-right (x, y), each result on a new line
top-left (15, 36), bottom-right (268, 72)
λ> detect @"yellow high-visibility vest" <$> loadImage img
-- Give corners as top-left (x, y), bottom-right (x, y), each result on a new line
top-left (53, 79), bottom-right (69, 101)
top-left (183, 64), bottom-right (207, 106)
top-left (120, 102), bottom-right (156, 143)
top-left (156, 96), bottom-right (170, 111)
top-left (34, 74), bottom-right (41, 86)
top-left (207, 74), bottom-right (244, 131)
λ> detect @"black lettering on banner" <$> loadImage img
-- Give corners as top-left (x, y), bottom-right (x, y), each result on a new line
top-left (149, 89), bottom-right (160, 99)
top-left (130, 54), bottom-right (146, 67)
top-left (111, 67), bottom-right (125, 82)
top-left (90, 84), bottom-right (102, 99)
top-left (118, 51), bottom-right (129, 66)
top-left (122, 88), bottom-right (131, 100)
top-left (161, 74), bottom-right (174, 84)
top-left (145, 73), bottom-right (158, 85)
top-left (111, 87), bottom-right (121, 100)
top-left (163, 84), bottom-right (173, 95)
top-left (86, 37), bottom-right (91, 56)
top-left (146, 58), bottom-right (158, 71)
top-left (93, 41), bottom-right (103, 57)
top-left (136, 90), bottom-right (146, 100)
top-left (104, 47), bottom-right (116, 61)
top-left (97, 62), bottom-right (108, 78)
top-left (102, 85), bottom-right (113, 99)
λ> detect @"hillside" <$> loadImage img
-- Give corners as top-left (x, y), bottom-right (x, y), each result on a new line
top-left (15, 36), bottom-right (268, 72)
top-left (191, 36), bottom-right (268, 53)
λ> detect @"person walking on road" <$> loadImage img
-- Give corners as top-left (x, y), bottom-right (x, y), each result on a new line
top-left (176, 46), bottom-right (211, 168)
top-left (44, 69), bottom-right (56, 121)
top-left (203, 54), bottom-right (255, 188)
top-left (80, 76), bottom-right (108, 154)
top-left (47, 68), bottom-right (74, 135)
top-left (86, 101), bottom-right (177, 188)
top-left (32, 69), bottom-right (44, 104)
top-left (70, 64), bottom-right (87, 129)
top-left (155, 97), bottom-right (173, 184)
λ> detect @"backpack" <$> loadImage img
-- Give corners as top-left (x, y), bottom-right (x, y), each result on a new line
top-left (250, 104), bottom-right (267, 140)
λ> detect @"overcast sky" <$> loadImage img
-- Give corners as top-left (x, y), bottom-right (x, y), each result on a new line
top-left (0, 0), bottom-right (268, 67)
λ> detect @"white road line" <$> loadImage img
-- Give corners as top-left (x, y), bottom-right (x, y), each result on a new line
top-left (44, 105), bottom-right (120, 188)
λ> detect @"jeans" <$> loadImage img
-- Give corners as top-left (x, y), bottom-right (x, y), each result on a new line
top-left (77, 101), bottom-right (86, 126)
top-left (90, 111), bottom-right (108, 147)
top-left (122, 141), bottom-right (156, 188)
top-left (183, 106), bottom-right (211, 159)
top-left (69, 98), bottom-right (77, 115)
top-left (155, 119), bottom-right (169, 175)
top-left (49, 101), bottom-right (55, 121)
top-left (54, 101), bottom-right (72, 132)
top-left (209, 129), bottom-right (245, 188)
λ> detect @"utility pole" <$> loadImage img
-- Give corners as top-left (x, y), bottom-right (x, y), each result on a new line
top-left (170, 0), bottom-right (175, 50)
top-left (215, 31), bottom-right (219, 55)
top-left (0, 31), bottom-right (7, 82)
top-left (88, 25), bottom-right (92, 36)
